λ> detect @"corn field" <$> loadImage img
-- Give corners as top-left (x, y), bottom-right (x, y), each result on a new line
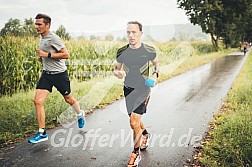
top-left (0, 36), bottom-right (40, 95)
top-left (0, 37), bottom-right (119, 95)
top-left (0, 36), bottom-right (214, 96)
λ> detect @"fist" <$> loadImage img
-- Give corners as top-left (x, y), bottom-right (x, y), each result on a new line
top-left (36, 49), bottom-right (47, 57)
top-left (114, 70), bottom-right (126, 79)
top-left (38, 56), bottom-right (42, 62)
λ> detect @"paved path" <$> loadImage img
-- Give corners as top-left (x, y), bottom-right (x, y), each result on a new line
top-left (0, 51), bottom-right (248, 167)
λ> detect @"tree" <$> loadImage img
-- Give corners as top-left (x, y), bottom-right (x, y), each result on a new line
top-left (104, 34), bottom-right (114, 41)
top-left (0, 18), bottom-right (38, 37)
top-left (0, 18), bottom-right (23, 37)
top-left (55, 25), bottom-right (71, 40)
top-left (23, 18), bottom-right (38, 37)
top-left (222, 0), bottom-right (252, 44)
top-left (220, 0), bottom-right (247, 47)
top-left (177, 0), bottom-right (224, 50)
top-left (89, 35), bottom-right (96, 40)
top-left (96, 36), bottom-right (102, 41)
top-left (78, 36), bottom-right (86, 40)
top-left (177, 0), bottom-right (252, 49)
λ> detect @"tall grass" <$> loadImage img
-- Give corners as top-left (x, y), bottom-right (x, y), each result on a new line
top-left (0, 37), bottom-right (122, 95)
top-left (65, 40), bottom-right (119, 81)
top-left (199, 52), bottom-right (252, 166)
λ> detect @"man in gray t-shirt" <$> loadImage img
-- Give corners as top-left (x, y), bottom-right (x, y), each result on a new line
top-left (114, 21), bottom-right (159, 166)
top-left (28, 14), bottom-right (86, 144)
top-left (39, 30), bottom-right (67, 72)
top-left (116, 43), bottom-right (156, 89)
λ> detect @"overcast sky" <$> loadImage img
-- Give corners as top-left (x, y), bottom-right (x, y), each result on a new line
top-left (0, 0), bottom-right (189, 33)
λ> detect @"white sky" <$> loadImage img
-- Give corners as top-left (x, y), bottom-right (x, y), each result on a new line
top-left (0, 0), bottom-right (189, 33)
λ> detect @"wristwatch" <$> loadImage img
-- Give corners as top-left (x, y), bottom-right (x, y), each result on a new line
top-left (152, 71), bottom-right (159, 78)
top-left (48, 52), bottom-right (51, 58)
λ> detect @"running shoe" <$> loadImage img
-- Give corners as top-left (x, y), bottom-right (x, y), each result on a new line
top-left (127, 152), bottom-right (141, 167)
top-left (78, 110), bottom-right (86, 128)
top-left (28, 132), bottom-right (48, 144)
top-left (140, 133), bottom-right (151, 150)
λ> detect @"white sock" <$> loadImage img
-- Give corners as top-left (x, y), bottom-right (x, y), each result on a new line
top-left (78, 110), bottom-right (84, 117)
top-left (39, 128), bottom-right (45, 133)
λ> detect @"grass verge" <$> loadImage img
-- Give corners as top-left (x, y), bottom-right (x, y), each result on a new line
top-left (195, 52), bottom-right (252, 166)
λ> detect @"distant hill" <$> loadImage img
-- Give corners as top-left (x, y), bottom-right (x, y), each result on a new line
top-left (70, 23), bottom-right (210, 41)
top-left (173, 23), bottom-right (210, 41)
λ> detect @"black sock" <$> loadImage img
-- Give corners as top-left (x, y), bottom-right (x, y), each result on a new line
top-left (142, 129), bottom-right (148, 136)
top-left (133, 147), bottom-right (140, 154)
top-left (42, 129), bottom-right (46, 135)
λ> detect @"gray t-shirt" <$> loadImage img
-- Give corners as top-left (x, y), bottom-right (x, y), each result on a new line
top-left (40, 31), bottom-right (67, 72)
top-left (116, 43), bottom-right (156, 88)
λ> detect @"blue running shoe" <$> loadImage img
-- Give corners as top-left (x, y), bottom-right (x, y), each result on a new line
top-left (28, 132), bottom-right (48, 144)
top-left (78, 110), bottom-right (86, 128)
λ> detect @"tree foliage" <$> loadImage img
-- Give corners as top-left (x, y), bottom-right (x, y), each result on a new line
top-left (55, 25), bottom-right (71, 40)
top-left (89, 35), bottom-right (96, 40)
top-left (177, 0), bottom-right (252, 50)
top-left (1, 18), bottom-right (23, 37)
top-left (23, 18), bottom-right (37, 37)
top-left (104, 34), bottom-right (114, 41)
top-left (1, 18), bottom-right (71, 40)
top-left (0, 18), bottom-right (38, 37)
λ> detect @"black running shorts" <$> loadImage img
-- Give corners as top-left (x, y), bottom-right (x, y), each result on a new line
top-left (36, 70), bottom-right (71, 96)
top-left (124, 86), bottom-right (150, 115)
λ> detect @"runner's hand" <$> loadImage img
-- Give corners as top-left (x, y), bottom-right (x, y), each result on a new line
top-left (38, 56), bottom-right (42, 62)
top-left (36, 49), bottom-right (47, 57)
top-left (114, 70), bottom-right (126, 79)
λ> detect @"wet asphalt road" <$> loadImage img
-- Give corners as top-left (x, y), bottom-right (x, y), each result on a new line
top-left (0, 51), bottom-right (248, 167)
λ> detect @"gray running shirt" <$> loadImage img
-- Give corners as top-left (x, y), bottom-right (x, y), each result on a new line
top-left (40, 31), bottom-right (67, 72)
top-left (116, 43), bottom-right (156, 88)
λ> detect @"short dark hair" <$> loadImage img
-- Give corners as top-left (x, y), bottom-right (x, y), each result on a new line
top-left (35, 13), bottom-right (51, 25)
top-left (127, 21), bottom-right (142, 31)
